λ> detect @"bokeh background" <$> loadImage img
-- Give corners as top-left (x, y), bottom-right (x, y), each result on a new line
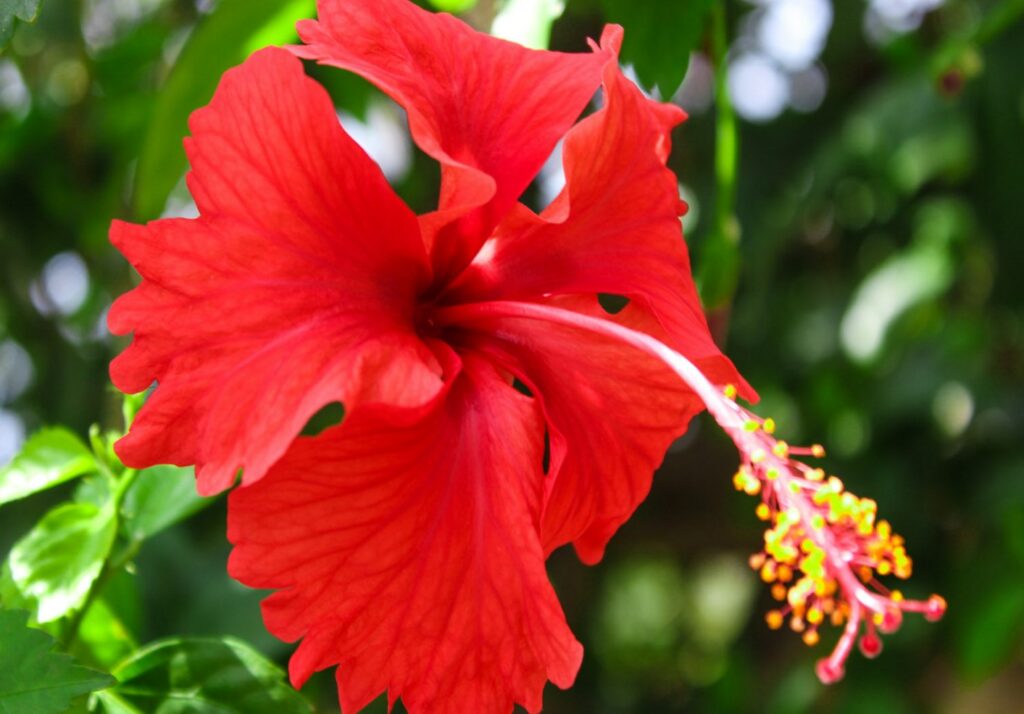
top-left (1, 0), bottom-right (1023, 712)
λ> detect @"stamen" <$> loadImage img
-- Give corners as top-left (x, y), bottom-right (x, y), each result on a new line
top-left (433, 300), bottom-right (946, 684)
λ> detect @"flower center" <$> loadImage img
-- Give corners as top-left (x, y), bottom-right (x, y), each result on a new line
top-left (413, 299), bottom-right (443, 340)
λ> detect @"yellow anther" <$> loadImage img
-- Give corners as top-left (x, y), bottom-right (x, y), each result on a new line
top-left (766, 610), bottom-right (784, 630)
top-left (877, 561), bottom-right (892, 576)
top-left (790, 616), bottom-right (806, 633)
top-left (828, 476), bottom-right (843, 492)
top-left (751, 449), bottom-right (767, 464)
top-left (807, 608), bottom-right (824, 625)
top-left (765, 467), bottom-right (780, 481)
top-left (891, 590), bottom-right (904, 602)
top-left (811, 514), bottom-right (826, 530)
top-left (811, 444), bottom-right (826, 458)
top-left (789, 481), bottom-right (802, 494)
top-left (749, 553), bottom-right (766, 570)
top-left (763, 418), bottom-right (777, 434)
top-left (744, 420), bottom-right (761, 432)
top-left (761, 563), bottom-right (777, 583)
top-left (877, 520), bottom-right (892, 540)
top-left (777, 565), bottom-right (793, 582)
top-left (773, 441), bottom-right (790, 458)
top-left (807, 468), bottom-right (825, 482)
top-left (803, 629), bottom-right (820, 646)
top-left (755, 503), bottom-right (771, 521)
top-left (771, 583), bottom-right (787, 601)
top-left (744, 480), bottom-right (762, 496)
top-left (724, 384), bottom-right (738, 400)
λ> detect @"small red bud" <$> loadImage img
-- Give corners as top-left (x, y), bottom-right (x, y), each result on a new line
top-left (879, 609), bottom-right (902, 634)
top-left (859, 634), bottom-right (883, 659)
top-left (925, 595), bottom-right (947, 622)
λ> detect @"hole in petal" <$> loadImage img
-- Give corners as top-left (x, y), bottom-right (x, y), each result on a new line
top-left (542, 428), bottom-right (552, 475)
top-left (301, 402), bottom-right (345, 437)
top-left (511, 378), bottom-right (534, 397)
top-left (598, 293), bottom-right (631, 315)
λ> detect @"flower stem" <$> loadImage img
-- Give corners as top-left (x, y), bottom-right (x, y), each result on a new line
top-left (698, 1), bottom-right (741, 313)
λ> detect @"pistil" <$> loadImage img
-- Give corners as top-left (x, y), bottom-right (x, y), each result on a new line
top-left (435, 299), bottom-right (945, 683)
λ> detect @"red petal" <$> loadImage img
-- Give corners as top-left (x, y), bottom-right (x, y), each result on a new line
top-left (227, 354), bottom-right (581, 713)
top-left (295, 0), bottom-right (610, 283)
top-left (109, 48), bottom-right (442, 495)
top-left (445, 28), bottom-right (752, 398)
top-left (448, 296), bottom-right (737, 564)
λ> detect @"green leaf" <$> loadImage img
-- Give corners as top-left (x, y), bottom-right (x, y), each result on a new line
top-left (93, 690), bottom-right (143, 714)
top-left (0, 0), bottom-right (41, 49)
top-left (7, 503), bottom-right (117, 623)
top-left (957, 579), bottom-right (1024, 681)
top-left (428, 0), bottom-right (478, 11)
top-left (121, 465), bottom-right (212, 541)
top-left (0, 427), bottom-right (97, 506)
top-left (75, 598), bottom-right (138, 670)
top-left (0, 608), bottom-right (114, 713)
top-left (132, 0), bottom-right (316, 219)
top-left (599, 0), bottom-right (714, 97)
top-left (492, 0), bottom-right (565, 50)
top-left (108, 637), bottom-right (312, 713)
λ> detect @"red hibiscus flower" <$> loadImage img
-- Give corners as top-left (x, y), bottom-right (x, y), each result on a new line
top-left (108, 0), bottom-right (943, 711)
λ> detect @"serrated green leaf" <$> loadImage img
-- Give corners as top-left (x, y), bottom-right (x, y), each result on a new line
top-left (0, 608), bottom-right (114, 713)
top-left (8, 503), bottom-right (117, 623)
top-left (0, 0), bottom-right (41, 49)
top-left (121, 465), bottom-right (212, 541)
top-left (109, 637), bottom-right (312, 713)
top-left (132, 0), bottom-right (316, 219)
top-left (0, 427), bottom-right (97, 506)
top-left (599, 0), bottom-right (714, 97)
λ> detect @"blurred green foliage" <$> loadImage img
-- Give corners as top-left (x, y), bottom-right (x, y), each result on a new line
top-left (1, 0), bottom-right (1022, 712)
